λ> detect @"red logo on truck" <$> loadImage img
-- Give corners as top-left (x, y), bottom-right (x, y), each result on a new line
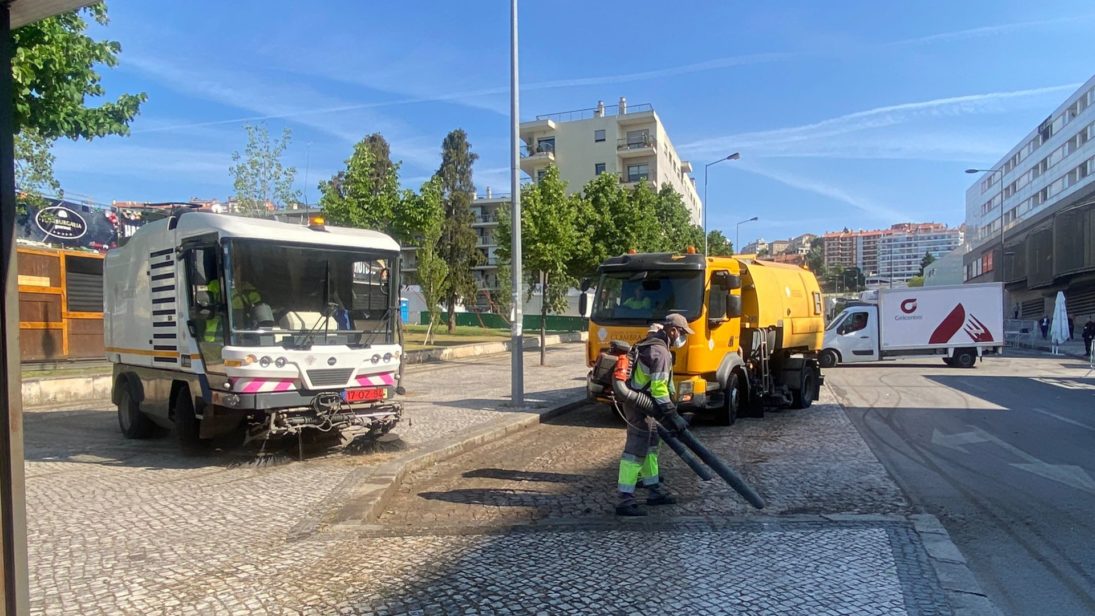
top-left (900, 298), bottom-right (917, 314)
top-left (929, 304), bottom-right (995, 344)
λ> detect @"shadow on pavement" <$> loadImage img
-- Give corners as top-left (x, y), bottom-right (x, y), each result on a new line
top-left (461, 467), bottom-right (584, 483)
top-left (23, 407), bottom-right (402, 470)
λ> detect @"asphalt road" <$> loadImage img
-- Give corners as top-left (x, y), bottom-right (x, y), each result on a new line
top-left (827, 353), bottom-right (1095, 616)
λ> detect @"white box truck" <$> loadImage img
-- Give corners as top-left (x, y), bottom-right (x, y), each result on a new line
top-left (820, 283), bottom-right (1004, 368)
top-left (104, 210), bottom-right (405, 448)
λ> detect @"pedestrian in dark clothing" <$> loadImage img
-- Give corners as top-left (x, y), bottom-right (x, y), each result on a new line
top-left (1083, 318), bottom-right (1095, 358)
top-left (1067, 314), bottom-right (1074, 340)
top-left (1039, 315), bottom-right (1049, 340)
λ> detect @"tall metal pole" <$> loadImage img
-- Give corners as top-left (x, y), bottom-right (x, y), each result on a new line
top-left (703, 167), bottom-right (709, 257)
top-left (509, 0), bottom-right (524, 407)
top-left (0, 3), bottom-right (30, 611)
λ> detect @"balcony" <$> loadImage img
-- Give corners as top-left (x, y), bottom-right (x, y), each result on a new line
top-left (519, 144), bottom-right (555, 174)
top-left (617, 136), bottom-right (656, 157)
top-left (618, 172), bottom-right (654, 188)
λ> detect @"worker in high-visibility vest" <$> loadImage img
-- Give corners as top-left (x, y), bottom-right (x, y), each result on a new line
top-left (202, 280), bottom-right (262, 342)
top-left (614, 313), bottom-right (691, 516)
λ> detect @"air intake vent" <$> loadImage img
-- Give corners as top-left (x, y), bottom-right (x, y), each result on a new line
top-left (306, 368), bottom-right (355, 387)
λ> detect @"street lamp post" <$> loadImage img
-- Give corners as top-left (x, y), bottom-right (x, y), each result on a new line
top-left (509, 0), bottom-right (523, 407)
top-left (736, 216), bottom-right (758, 254)
top-left (703, 152), bottom-right (740, 257)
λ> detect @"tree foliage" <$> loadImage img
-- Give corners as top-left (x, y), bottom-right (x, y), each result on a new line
top-left (707, 230), bottom-right (733, 256)
top-left (907, 275), bottom-right (925, 287)
top-left (11, 4), bottom-right (147, 203)
top-left (320, 133), bottom-right (401, 233)
top-left (15, 129), bottom-right (61, 206)
top-left (229, 124), bottom-right (300, 214)
top-left (918, 250), bottom-right (936, 276)
top-left (405, 177), bottom-right (448, 343)
top-left (11, 4), bottom-right (146, 140)
top-left (806, 237), bottom-right (824, 275)
top-left (435, 129), bottom-right (481, 332)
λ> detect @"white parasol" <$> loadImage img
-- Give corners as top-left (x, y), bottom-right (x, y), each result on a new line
top-left (1048, 291), bottom-right (1069, 354)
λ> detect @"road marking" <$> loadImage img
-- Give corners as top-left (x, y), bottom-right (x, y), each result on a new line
top-left (931, 426), bottom-right (1095, 495)
top-left (930, 429), bottom-right (990, 454)
top-left (1032, 377), bottom-right (1095, 391)
top-left (1030, 407), bottom-right (1095, 433)
top-left (1010, 463), bottom-right (1095, 495)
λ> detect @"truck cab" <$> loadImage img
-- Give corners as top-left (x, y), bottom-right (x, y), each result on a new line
top-left (822, 304), bottom-right (879, 364)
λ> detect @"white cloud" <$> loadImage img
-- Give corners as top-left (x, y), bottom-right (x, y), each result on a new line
top-left (681, 83), bottom-right (1080, 162)
top-left (733, 163), bottom-right (905, 222)
top-left (886, 15), bottom-right (1095, 47)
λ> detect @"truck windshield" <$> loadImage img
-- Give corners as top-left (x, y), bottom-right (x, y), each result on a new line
top-left (224, 240), bottom-right (397, 348)
top-left (591, 270), bottom-right (704, 324)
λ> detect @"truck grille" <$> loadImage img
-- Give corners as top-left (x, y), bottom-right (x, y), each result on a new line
top-left (306, 368), bottom-right (355, 387)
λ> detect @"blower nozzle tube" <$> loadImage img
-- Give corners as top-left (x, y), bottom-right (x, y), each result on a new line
top-left (613, 378), bottom-right (765, 509)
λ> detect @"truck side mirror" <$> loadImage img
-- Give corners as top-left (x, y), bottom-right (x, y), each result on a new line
top-left (708, 290), bottom-right (728, 325)
top-left (726, 295), bottom-right (743, 319)
top-left (579, 277), bottom-right (592, 292)
top-left (578, 292), bottom-right (591, 318)
top-left (712, 270), bottom-right (742, 290)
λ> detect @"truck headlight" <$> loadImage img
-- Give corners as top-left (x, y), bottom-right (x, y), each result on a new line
top-left (383, 352), bottom-right (393, 363)
top-left (259, 356), bottom-right (271, 367)
top-left (275, 357), bottom-right (287, 368)
top-left (371, 354), bottom-right (381, 364)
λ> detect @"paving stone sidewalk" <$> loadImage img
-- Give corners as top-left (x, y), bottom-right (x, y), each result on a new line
top-left (24, 344), bottom-right (587, 616)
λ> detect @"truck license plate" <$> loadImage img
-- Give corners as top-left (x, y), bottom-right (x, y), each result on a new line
top-left (343, 387), bottom-right (384, 403)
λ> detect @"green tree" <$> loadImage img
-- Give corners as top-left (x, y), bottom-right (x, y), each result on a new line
top-left (706, 230), bottom-right (734, 256)
top-left (320, 133), bottom-right (401, 232)
top-left (805, 237), bottom-right (824, 275)
top-left (229, 124), bottom-right (300, 215)
top-left (650, 183), bottom-right (703, 252)
top-left (577, 172), bottom-right (657, 272)
top-left (11, 4), bottom-right (147, 204)
top-left (404, 177), bottom-right (448, 344)
top-left (435, 129), bottom-right (481, 333)
top-left (907, 276), bottom-right (925, 287)
top-left (918, 251), bottom-right (936, 276)
top-left (15, 129), bottom-right (61, 207)
top-left (12, 5), bottom-right (146, 140)
top-left (497, 165), bottom-right (579, 365)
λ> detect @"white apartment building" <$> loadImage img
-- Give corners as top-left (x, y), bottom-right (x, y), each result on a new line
top-left (519, 97), bottom-right (703, 224)
top-left (877, 223), bottom-right (963, 284)
top-left (964, 74), bottom-right (1095, 319)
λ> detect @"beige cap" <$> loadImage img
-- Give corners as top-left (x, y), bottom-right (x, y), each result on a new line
top-left (662, 313), bottom-right (694, 334)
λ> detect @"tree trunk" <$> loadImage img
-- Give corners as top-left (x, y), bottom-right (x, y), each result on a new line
top-left (540, 271), bottom-right (547, 366)
top-left (446, 292), bottom-right (456, 333)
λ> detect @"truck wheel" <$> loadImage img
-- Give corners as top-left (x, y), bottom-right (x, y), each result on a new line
top-left (953, 349), bottom-right (977, 369)
top-left (942, 357), bottom-right (955, 366)
top-left (173, 387), bottom-right (204, 449)
top-left (117, 383), bottom-right (154, 439)
top-left (792, 367), bottom-right (817, 409)
top-left (717, 374), bottom-right (741, 426)
top-left (819, 349), bottom-right (838, 369)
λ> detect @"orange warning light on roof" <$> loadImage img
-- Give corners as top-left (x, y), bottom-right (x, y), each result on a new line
top-left (308, 215), bottom-right (326, 230)
top-left (685, 246), bottom-right (697, 254)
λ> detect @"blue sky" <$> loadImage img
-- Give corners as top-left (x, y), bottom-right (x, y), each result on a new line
top-left (52, 0), bottom-right (1095, 245)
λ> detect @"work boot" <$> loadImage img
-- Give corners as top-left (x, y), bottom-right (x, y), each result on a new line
top-left (645, 484), bottom-right (678, 506)
top-left (615, 492), bottom-right (646, 517)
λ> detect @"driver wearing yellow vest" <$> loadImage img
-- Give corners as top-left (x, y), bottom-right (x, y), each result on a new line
top-left (203, 279), bottom-right (262, 342)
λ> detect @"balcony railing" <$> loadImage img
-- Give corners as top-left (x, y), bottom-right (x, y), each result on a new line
top-left (535, 102), bottom-right (653, 122)
top-left (521, 144), bottom-right (555, 158)
top-left (617, 136), bottom-right (655, 151)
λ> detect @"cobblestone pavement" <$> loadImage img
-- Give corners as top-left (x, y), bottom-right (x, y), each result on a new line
top-left (381, 389), bottom-right (910, 528)
top-left (26, 347), bottom-right (962, 615)
top-left (24, 346), bottom-right (585, 615)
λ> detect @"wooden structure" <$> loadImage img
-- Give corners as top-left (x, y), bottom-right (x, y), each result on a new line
top-left (16, 246), bottom-right (104, 361)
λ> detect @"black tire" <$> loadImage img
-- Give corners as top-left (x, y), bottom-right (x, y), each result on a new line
top-left (819, 349), bottom-right (838, 369)
top-left (173, 386), bottom-right (204, 449)
top-left (117, 382), bottom-right (154, 439)
top-left (953, 349), bottom-right (977, 369)
top-left (717, 373), bottom-right (742, 426)
top-left (942, 357), bottom-right (955, 366)
top-left (792, 366), bottom-right (817, 409)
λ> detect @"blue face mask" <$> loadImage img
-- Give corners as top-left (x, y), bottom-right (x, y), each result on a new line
top-left (673, 334), bottom-right (687, 349)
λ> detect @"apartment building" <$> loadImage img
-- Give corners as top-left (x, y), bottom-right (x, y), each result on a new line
top-left (964, 74), bottom-right (1095, 319)
top-left (823, 223), bottom-right (962, 283)
top-left (519, 97), bottom-right (703, 224)
top-left (877, 223), bottom-right (963, 284)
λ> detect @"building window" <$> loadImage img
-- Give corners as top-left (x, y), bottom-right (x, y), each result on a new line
top-left (626, 163), bottom-right (649, 183)
top-left (536, 137), bottom-right (555, 153)
top-left (594, 129), bottom-right (605, 142)
top-left (594, 162), bottom-right (606, 175)
top-left (626, 130), bottom-right (650, 147)
top-left (536, 169), bottom-right (546, 182)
